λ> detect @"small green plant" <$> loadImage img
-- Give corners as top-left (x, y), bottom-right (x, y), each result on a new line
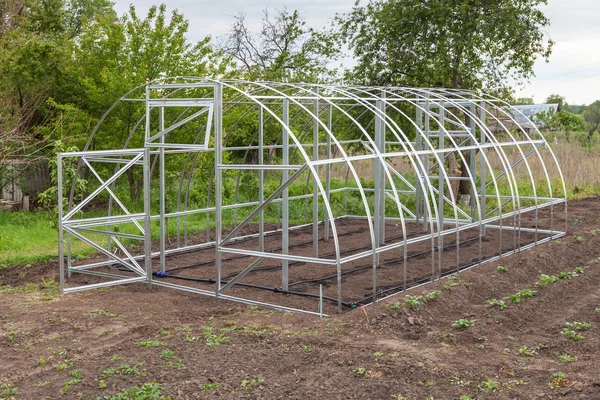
top-left (109, 355), bottom-right (124, 361)
top-left (424, 290), bottom-right (441, 302)
top-left (405, 295), bottom-right (423, 311)
top-left (136, 339), bottom-right (165, 348)
top-left (449, 377), bottom-right (471, 387)
top-left (537, 274), bottom-right (558, 287)
top-left (39, 356), bottom-right (47, 366)
top-left (102, 363), bottom-right (146, 378)
top-left (0, 383), bottom-right (18, 399)
top-left (548, 372), bottom-right (570, 389)
top-left (557, 271), bottom-right (570, 279)
top-left (452, 319), bottom-right (474, 329)
top-left (391, 393), bottom-right (407, 400)
top-left (38, 381), bottom-right (50, 387)
top-left (241, 375), bottom-right (264, 390)
top-left (518, 289), bottom-right (536, 298)
top-left (486, 299), bottom-right (507, 310)
top-left (560, 328), bottom-right (584, 341)
top-left (565, 321), bottom-right (591, 331)
top-left (572, 267), bottom-right (584, 275)
top-left (183, 334), bottom-right (200, 342)
top-left (374, 352), bottom-right (383, 357)
top-left (200, 382), bottom-right (220, 391)
top-left (573, 235), bottom-right (584, 243)
top-left (88, 310), bottom-right (119, 318)
top-left (94, 381), bottom-right (167, 399)
top-left (478, 377), bottom-right (499, 392)
top-left (497, 265), bottom-right (507, 273)
top-left (159, 349), bottom-right (182, 368)
top-left (518, 345), bottom-right (538, 356)
top-left (557, 352), bottom-right (577, 363)
top-left (98, 379), bottom-right (106, 389)
top-left (595, 307), bottom-right (600, 313)
top-left (459, 396), bottom-right (473, 400)
top-left (303, 344), bottom-right (313, 353)
top-left (353, 367), bottom-right (366, 376)
top-left (202, 325), bottom-right (231, 347)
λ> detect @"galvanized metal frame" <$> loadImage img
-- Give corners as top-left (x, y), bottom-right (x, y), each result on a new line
top-left (58, 78), bottom-right (567, 315)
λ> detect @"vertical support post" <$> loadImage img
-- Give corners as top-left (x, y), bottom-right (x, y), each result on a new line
top-left (143, 85), bottom-right (152, 287)
top-left (437, 105), bottom-right (445, 278)
top-left (469, 103), bottom-right (477, 222)
top-left (58, 153), bottom-right (64, 294)
top-left (479, 101), bottom-right (487, 237)
top-left (415, 104), bottom-right (423, 223)
top-left (312, 87), bottom-right (319, 257)
top-left (324, 104), bottom-right (332, 241)
top-left (214, 82), bottom-right (223, 293)
top-left (282, 98), bottom-right (289, 291)
top-left (423, 99), bottom-right (430, 231)
top-left (258, 106), bottom-right (265, 253)
top-left (159, 106), bottom-right (166, 273)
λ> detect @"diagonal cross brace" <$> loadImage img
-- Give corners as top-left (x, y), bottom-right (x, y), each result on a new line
top-left (218, 257), bottom-right (265, 294)
top-left (64, 152), bottom-right (144, 221)
top-left (220, 164), bottom-right (308, 247)
top-left (147, 106), bottom-right (212, 143)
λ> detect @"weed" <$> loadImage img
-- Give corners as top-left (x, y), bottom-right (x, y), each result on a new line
top-left (374, 352), bottom-right (383, 357)
top-left (497, 265), bottom-right (507, 273)
top-left (159, 349), bottom-right (183, 368)
top-left (241, 375), bottom-right (264, 390)
top-left (405, 295), bottom-right (423, 311)
top-left (452, 319), bottom-right (474, 329)
top-left (98, 380), bottom-right (106, 389)
top-left (0, 383), bottom-right (18, 399)
top-left (136, 339), bottom-right (165, 348)
top-left (423, 380), bottom-right (435, 387)
top-left (557, 271), bottom-right (570, 279)
top-left (200, 382), bottom-right (220, 391)
top-left (548, 372), bottom-right (570, 389)
top-left (478, 377), bottom-right (499, 392)
top-left (560, 328), bottom-right (584, 341)
top-left (353, 367), bottom-right (366, 376)
top-left (303, 344), bottom-right (313, 353)
top-left (518, 345), bottom-right (538, 356)
top-left (557, 352), bottom-right (577, 363)
top-left (183, 334), bottom-right (200, 342)
top-left (39, 356), bottom-right (46, 366)
top-left (102, 363), bottom-right (146, 378)
top-left (94, 381), bottom-right (168, 399)
top-left (60, 369), bottom-right (83, 394)
top-left (88, 310), bottom-right (119, 318)
top-left (537, 274), bottom-right (558, 287)
top-left (202, 325), bottom-right (231, 347)
top-left (449, 377), bottom-right (471, 387)
top-left (486, 299), bottom-right (507, 310)
top-left (565, 321), bottom-right (591, 331)
top-left (7, 331), bottom-right (17, 343)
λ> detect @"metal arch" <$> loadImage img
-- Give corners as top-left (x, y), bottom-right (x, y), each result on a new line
top-left (58, 78), bottom-right (568, 315)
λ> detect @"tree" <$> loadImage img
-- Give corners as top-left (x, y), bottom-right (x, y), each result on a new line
top-left (583, 101), bottom-right (600, 141)
top-left (545, 94), bottom-right (565, 110)
top-left (219, 8), bottom-right (339, 82)
top-left (338, 0), bottom-right (553, 96)
top-left (552, 111), bottom-right (585, 135)
top-left (514, 97), bottom-right (535, 105)
top-left (338, 0), bottom-right (553, 198)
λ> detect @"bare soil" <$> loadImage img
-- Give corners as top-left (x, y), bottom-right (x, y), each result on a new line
top-left (1, 196), bottom-right (600, 399)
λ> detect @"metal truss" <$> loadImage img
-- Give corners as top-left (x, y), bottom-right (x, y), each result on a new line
top-left (58, 78), bottom-right (567, 315)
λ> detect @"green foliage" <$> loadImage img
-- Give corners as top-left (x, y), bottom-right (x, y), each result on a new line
top-left (552, 111), bottom-right (586, 133)
top-left (560, 328), bottom-right (584, 341)
top-left (583, 100), bottom-right (600, 140)
top-left (486, 299), bottom-right (507, 310)
top-left (0, 383), bottom-right (18, 399)
top-left (338, 0), bottom-right (553, 96)
top-left (95, 381), bottom-right (169, 400)
top-left (240, 375), bottom-right (264, 390)
top-left (452, 319), bottom-right (474, 329)
top-left (200, 382), bottom-right (220, 391)
top-left (556, 352), bottom-right (577, 363)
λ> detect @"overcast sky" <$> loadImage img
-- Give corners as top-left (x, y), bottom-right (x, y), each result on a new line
top-left (114, 0), bottom-right (600, 105)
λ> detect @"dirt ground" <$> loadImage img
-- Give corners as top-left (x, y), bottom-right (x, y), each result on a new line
top-left (1, 196), bottom-right (600, 399)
